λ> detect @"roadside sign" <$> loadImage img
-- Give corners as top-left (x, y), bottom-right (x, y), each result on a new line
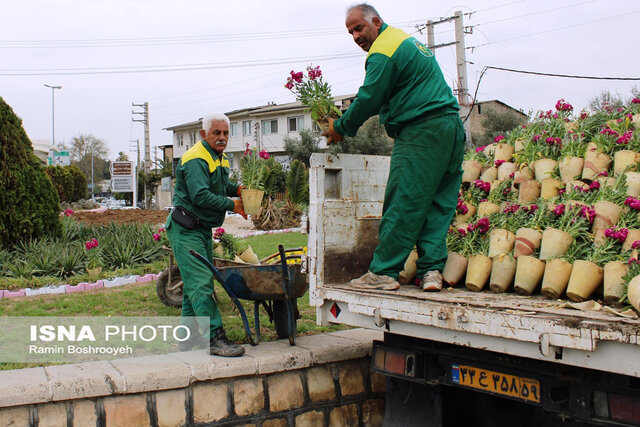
top-left (111, 177), bottom-right (134, 192)
top-left (47, 150), bottom-right (71, 166)
top-left (161, 176), bottom-right (172, 192)
top-left (111, 161), bottom-right (133, 176)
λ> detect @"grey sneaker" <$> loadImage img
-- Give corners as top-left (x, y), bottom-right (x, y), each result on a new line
top-left (350, 271), bottom-right (400, 290)
top-left (210, 329), bottom-right (245, 357)
top-left (420, 270), bottom-right (443, 292)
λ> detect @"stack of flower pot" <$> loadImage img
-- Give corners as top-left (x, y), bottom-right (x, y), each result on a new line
top-left (448, 98), bottom-right (640, 313)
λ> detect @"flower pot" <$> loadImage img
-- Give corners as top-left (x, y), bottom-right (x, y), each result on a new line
top-left (488, 229), bottom-right (516, 258)
top-left (315, 118), bottom-right (330, 134)
top-left (455, 203), bottom-right (476, 223)
top-left (623, 229), bottom-right (640, 252)
top-left (477, 201), bottom-right (500, 218)
top-left (497, 162), bottom-right (516, 181)
top-left (480, 166), bottom-right (498, 182)
top-left (514, 139), bottom-right (525, 152)
top-left (494, 143), bottom-right (514, 162)
top-left (465, 255), bottom-right (492, 292)
top-left (541, 259), bottom-right (572, 299)
top-left (566, 260), bottom-right (603, 302)
top-left (613, 150), bottom-right (638, 176)
top-left (625, 171), bottom-right (640, 197)
top-left (240, 188), bottom-right (265, 216)
top-left (214, 244), bottom-right (225, 258)
top-left (462, 160), bottom-right (483, 183)
top-left (586, 142), bottom-right (599, 153)
top-left (398, 249), bottom-right (419, 285)
top-left (628, 274), bottom-right (640, 312)
top-left (565, 180), bottom-right (588, 192)
top-left (596, 176), bottom-right (616, 188)
top-left (603, 261), bottom-right (628, 305)
top-left (513, 256), bottom-right (545, 295)
top-left (533, 159), bottom-right (557, 182)
top-left (539, 228), bottom-right (573, 261)
top-left (239, 246), bottom-right (260, 264)
top-left (593, 228), bottom-right (607, 247)
top-left (582, 151), bottom-right (611, 181)
top-left (489, 255), bottom-right (516, 293)
top-left (513, 227), bottom-right (542, 258)
top-left (592, 201), bottom-right (622, 231)
top-left (559, 156), bottom-right (584, 183)
top-left (443, 252), bottom-right (468, 286)
top-left (540, 178), bottom-right (563, 200)
top-left (512, 166), bottom-right (533, 188)
top-left (564, 121), bottom-right (578, 133)
top-left (518, 180), bottom-right (541, 204)
top-left (485, 143), bottom-right (497, 157)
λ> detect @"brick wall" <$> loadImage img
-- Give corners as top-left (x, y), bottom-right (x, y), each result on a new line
top-left (0, 329), bottom-right (385, 427)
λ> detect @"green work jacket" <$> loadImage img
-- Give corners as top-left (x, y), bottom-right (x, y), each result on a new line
top-left (172, 141), bottom-right (238, 229)
top-left (334, 23), bottom-right (459, 138)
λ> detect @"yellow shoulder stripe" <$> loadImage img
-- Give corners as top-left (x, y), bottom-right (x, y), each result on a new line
top-left (368, 26), bottom-right (411, 59)
top-left (181, 142), bottom-right (229, 173)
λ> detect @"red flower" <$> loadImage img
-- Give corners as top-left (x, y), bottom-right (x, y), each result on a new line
top-left (494, 159), bottom-right (505, 167)
top-left (214, 228), bottom-right (225, 239)
top-left (153, 234), bottom-right (160, 241)
top-left (259, 150), bottom-right (270, 160)
top-left (63, 209), bottom-right (74, 216)
top-left (494, 135), bottom-right (505, 143)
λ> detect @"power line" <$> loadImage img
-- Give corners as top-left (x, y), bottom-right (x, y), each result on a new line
top-left (473, 0), bottom-right (596, 27)
top-left (468, 9), bottom-right (640, 50)
top-left (0, 52), bottom-right (362, 76)
top-left (469, 0), bottom-right (529, 14)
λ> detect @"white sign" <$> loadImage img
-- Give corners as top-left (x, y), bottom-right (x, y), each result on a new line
top-left (47, 150), bottom-right (71, 166)
top-left (111, 177), bottom-right (134, 192)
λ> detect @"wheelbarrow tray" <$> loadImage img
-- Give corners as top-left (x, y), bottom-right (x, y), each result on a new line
top-left (212, 258), bottom-right (308, 301)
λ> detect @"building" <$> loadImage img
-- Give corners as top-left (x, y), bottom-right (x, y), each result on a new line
top-left (465, 100), bottom-right (528, 137)
top-left (164, 95), bottom-right (355, 171)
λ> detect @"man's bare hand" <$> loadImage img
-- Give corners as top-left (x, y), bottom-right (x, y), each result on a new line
top-left (233, 199), bottom-right (247, 219)
top-left (323, 118), bottom-right (344, 145)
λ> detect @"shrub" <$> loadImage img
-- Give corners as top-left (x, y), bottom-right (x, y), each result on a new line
top-left (286, 160), bottom-right (309, 205)
top-left (0, 97), bottom-right (60, 248)
top-left (44, 165), bottom-right (87, 203)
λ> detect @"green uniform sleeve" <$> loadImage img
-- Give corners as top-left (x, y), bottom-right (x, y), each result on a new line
top-left (334, 55), bottom-right (398, 137)
top-left (183, 159), bottom-right (234, 212)
top-left (226, 182), bottom-right (239, 197)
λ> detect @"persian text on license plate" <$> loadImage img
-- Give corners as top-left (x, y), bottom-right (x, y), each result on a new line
top-left (451, 364), bottom-right (541, 403)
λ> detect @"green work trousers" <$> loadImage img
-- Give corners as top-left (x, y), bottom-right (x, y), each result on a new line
top-left (370, 113), bottom-right (465, 279)
top-left (167, 217), bottom-right (223, 337)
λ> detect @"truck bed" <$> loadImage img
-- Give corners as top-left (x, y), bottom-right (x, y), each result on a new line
top-left (308, 153), bottom-right (640, 378)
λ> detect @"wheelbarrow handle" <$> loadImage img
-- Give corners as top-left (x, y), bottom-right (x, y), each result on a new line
top-left (188, 249), bottom-right (258, 346)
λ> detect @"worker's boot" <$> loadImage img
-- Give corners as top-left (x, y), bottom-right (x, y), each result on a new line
top-left (419, 270), bottom-right (442, 292)
top-left (177, 330), bottom-right (208, 352)
top-left (209, 329), bottom-right (245, 357)
top-left (350, 271), bottom-right (399, 290)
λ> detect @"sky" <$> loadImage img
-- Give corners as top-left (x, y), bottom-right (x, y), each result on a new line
top-left (1, 0), bottom-right (639, 162)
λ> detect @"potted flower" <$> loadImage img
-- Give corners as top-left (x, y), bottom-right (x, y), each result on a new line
top-left (598, 227), bottom-right (632, 305)
top-left (540, 243), bottom-right (580, 300)
top-left (461, 218), bottom-right (492, 292)
top-left (285, 65), bottom-right (342, 133)
top-left (539, 203), bottom-right (593, 260)
top-left (620, 199), bottom-right (640, 251)
top-left (492, 134), bottom-right (514, 162)
top-left (462, 146), bottom-right (489, 183)
top-left (239, 144), bottom-right (269, 215)
top-left (588, 179), bottom-right (626, 231)
top-left (84, 238), bottom-right (102, 280)
top-left (621, 255), bottom-right (640, 312)
top-left (558, 132), bottom-right (587, 184)
top-left (443, 227), bottom-right (469, 286)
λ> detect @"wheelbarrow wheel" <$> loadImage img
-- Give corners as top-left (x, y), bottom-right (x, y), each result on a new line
top-left (272, 300), bottom-right (295, 340)
top-left (156, 266), bottom-right (183, 307)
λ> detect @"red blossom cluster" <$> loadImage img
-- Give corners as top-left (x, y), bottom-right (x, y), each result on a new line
top-left (474, 180), bottom-right (491, 194)
top-left (475, 145), bottom-right (486, 153)
top-left (456, 198), bottom-right (468, 215)
top-left (616, 130), bottom-right (633, 145)
top-left (545, 136), bottom-right (562, 145)
top-left (597, 170), bottom-right (609, 177)
top-left (85, 239), bottom-right (99, 250)
top-left (538, 110), bottom-right (560, 119)
top-left (579, 205), bottom-right (596, 223)
top-left (284, 70), bottom-right (304, 89)
top-left (244, 143), bottom-right (252, 156)
top-left (580, 112), bottom-right (589, 120)
top-left (553, 204), bottom-right (565, 216)
top-left (555, 99), bottom-right (573, 112)
top-left (468, 217), bottom-right (490, 234)
top-left (259, 149), bottom-right (270, 159)
top-left (63, 209), bottom-right (74, 216)
top-left (153, 227), bottom-right (165, 242)
top-left (532, 135), bottom-right (541, 142)
top-left (214, 227), bottom-right (225, 239)
top-left (632, 240), bottom-right (640, 249)
top-left (632, 98), bottom-right (640, 104)
top-left (503, 203), bottom-right (520, 214)
top-left (624, 196), bottom-right (640, 211)
top-left (494, 159), bottom-right (505, 167)
top-left (604, 227), bottom-right (628, 244)
top-left (494, 135), bottom-right (505, 143)
top-left (307, 65), bottom-right (322, 80)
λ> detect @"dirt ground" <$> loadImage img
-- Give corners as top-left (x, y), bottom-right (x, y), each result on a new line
top-left (71, 209), bottom-right (257, 235)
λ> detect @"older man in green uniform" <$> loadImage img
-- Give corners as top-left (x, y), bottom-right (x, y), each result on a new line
top-left (166, 113), bottom-right (246, 357)
top-left (325, 4), bottom-right (465, 292)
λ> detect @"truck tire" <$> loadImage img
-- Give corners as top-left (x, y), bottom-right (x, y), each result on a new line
top-left (156, 266), bottom-right (183, 307)
top-left (272, 300), bottom-right (296, 340)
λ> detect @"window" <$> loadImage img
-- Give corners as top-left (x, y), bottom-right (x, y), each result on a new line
top-left (231, 122), bottom-right (239, 137)
top-left (288, 116), bottom-right (304, 132)
top-left (312, 121), bottom-right (321, 133)
top-left (477, 104), bottom-right (482, 114)
top-left (243, 120), bottom-right (252, 136)
top-left (176, 134), bottom-right (184, 146)
top-left (189, 131), bottom-right (197, 145)
top-left (262, 119), bottom-right (278, 134)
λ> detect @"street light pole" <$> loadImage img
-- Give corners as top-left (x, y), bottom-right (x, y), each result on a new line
top-left (44, 84), bottom-right (62, 147)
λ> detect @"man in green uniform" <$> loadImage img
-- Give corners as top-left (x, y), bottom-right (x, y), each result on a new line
top-left (167, 113), bottom-right (247, 357)
top-left (325, 4), bottom-right (465, 292)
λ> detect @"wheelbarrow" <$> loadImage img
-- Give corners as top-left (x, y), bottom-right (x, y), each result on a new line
top-left (188, 245), bottom-right (307, 346)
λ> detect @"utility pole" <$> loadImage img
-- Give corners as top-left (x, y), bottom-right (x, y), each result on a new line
top-left (129, 139), bottom-right (140, 170)
top-left (418, 12), bottom-right (472, 146)
top-left (132, 102), bottom-right (150, 208)
top-left (254, 122), bottom-right (261, 152)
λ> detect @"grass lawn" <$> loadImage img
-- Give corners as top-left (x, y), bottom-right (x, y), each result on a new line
top-left (0, 232), bottom-right (350, 369)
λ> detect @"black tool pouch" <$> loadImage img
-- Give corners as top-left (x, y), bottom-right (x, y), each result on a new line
top-left (171, 206), bottom-right (200, 230)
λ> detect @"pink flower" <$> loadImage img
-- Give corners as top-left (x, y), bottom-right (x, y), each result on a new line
top-left (307, 65), bottom-right (322, 80)
top-left (553, 204), bottom-right (565, 216)
top-left (289, 70), bottom-right (303, 83)
top-left (532, 135), bottom-right (541, 142)
top-left (284, 81), bottom-right (294, 90)
top-left (258, 149), bottom-right (270, 160)
top-left (457, 228), bottom-right (467, 237)
top-left (153, 234), bottom-right (160, 241)
top-left (589, 181), bottom-right (600, 191)
top-left (85, 239), bottom-right (98, 250)
top-left (85, 241), bottom-right (93, 250)
top-left (495, 159), bottom-right (505, 167)
top-left (475, 145), bottom-right (486, 153)
top-left (474, 180), bottom-right (490, 194)
top-left (616, 130), bottom-right (633, 145)
top-left (494, 135), bottom-right (505, 143)
top-left (63, 209), bottom-right (74, 216)
top-left (628, 258), bottom-right (639, 265)
top-left (244, 143), bottom-right (252, 156)
top-left (555, 99), bottom-right (573, 112)
top-left (632, 98), bottom-right (640, 104)
top-left (632, 240), bottom-right (640, 249)
top-left (604, 227), bottom-right (628, 244)
top-left (158, 227), bottom-right (165, 233)
top-left (597, 170), bottom-right (608, 177)
top-left (214, 228), bottom-right (225, 239)
top-left (579, 205), bottom-right (596, 223)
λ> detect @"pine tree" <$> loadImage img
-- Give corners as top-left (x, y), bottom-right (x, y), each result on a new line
top-left (0, 97), bottom-right (60, 248)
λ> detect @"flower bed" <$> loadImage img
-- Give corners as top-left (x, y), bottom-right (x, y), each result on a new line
top-left (449, 98), bottom-right (640, 312)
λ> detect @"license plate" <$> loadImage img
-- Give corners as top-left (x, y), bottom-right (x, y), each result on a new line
top-left (451, 364), bottom-right (541, 403)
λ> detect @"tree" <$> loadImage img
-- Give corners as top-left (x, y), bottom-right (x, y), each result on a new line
top-left (471, 107), bottom-right (527, 148)
top-left (589, 90), bottom-right (625, 112)
top-left (116, 151), bottom-right (129, 161)
top-left (69, 133), bottom-right (110, 181)
top-left (44, 165), bottom-right (87, 202)
top-left (283, 129), bottom-right (321, 168)
top-left (327, 116), bottom-right (393, 156)
top-left (0, 97), bottom-right (60, 248)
